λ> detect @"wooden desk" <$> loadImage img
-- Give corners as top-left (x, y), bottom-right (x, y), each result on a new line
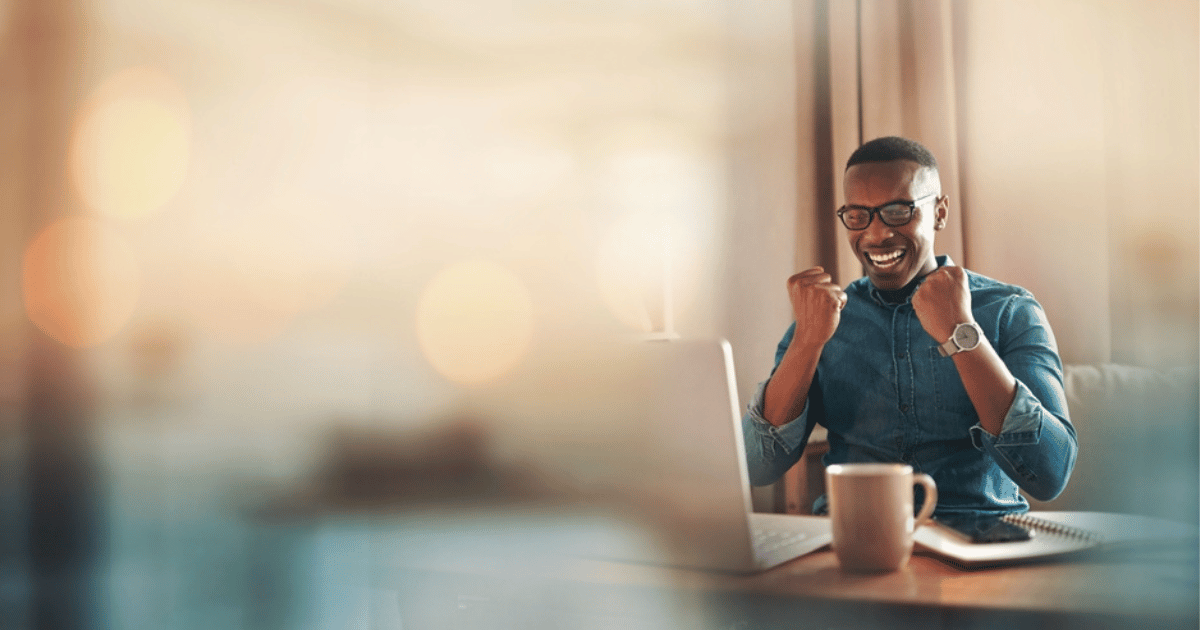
top-left (562, 546), bottom-right (1199, 628)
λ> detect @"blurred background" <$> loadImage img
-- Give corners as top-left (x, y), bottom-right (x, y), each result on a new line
top-left (0, 0), bottom-right (1195, 628)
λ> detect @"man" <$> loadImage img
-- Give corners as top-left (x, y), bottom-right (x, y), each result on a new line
top-left (741, 136), bottom-right (1077, 516)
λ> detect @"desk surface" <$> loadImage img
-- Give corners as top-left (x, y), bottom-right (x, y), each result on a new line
top-left (568, 546), bottom-right (1198, 621)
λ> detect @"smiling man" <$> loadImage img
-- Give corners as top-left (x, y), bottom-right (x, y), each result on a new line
top-left (741, 136), bottom-right (1078, 517)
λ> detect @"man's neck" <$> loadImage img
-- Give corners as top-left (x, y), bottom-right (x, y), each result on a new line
top-left (875, 274), bottom-right (925, 305)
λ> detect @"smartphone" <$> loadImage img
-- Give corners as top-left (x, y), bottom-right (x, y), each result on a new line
top-left (934, 513), bottom-right (1033, 544)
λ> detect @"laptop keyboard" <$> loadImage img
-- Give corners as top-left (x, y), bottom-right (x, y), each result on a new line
top-left (752, 528), bottom-right (812, 555)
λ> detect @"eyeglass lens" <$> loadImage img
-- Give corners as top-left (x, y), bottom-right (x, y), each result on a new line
top-left (841, 203), bottom-right (913, 229)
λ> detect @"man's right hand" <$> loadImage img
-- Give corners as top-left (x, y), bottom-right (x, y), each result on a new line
top-left (787, 266), bottom-right (847, 349)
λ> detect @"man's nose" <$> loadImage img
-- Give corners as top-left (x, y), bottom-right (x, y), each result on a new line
top-left (862, 214), bottom-right (895, 243)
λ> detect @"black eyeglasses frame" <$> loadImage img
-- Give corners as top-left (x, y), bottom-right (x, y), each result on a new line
top-left (836, 192), bottom-right (939, 231)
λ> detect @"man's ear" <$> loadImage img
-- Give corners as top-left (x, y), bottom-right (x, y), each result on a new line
top-left (933, 195), bottom-right (949, 230)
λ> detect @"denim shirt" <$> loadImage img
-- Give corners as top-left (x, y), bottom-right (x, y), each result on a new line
top-left (742, 256), bottom-right (1078, 516)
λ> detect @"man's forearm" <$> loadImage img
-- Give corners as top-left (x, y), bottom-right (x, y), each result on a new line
top-left (970, 381), bottom-right (1078, 501)
top-left (952, 336), bottom-right (1018, 435)
top-left (763, 341), bottom-right (824, 427)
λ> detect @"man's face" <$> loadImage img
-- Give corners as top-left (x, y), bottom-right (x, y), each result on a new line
top-left (843, 159), bottom-right (947, 291)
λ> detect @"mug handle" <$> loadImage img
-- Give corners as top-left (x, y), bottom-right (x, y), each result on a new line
top-left (913, 473), bottom-right (938, 529)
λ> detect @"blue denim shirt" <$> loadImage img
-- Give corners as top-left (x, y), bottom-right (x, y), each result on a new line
top-left (742, 257), bottom-right (1078, 516)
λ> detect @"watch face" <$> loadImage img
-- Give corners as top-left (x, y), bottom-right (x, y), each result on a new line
top-left (955, 323), bottom-right (980, 349)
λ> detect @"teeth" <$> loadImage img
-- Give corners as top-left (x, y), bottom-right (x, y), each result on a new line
top-left (868, 251), bottom-right (903, 263)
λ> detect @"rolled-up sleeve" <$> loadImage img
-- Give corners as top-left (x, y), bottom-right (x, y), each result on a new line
top-left (741, 374), bottom-right (820, 486)
top-left (969, 295), bottom-right (1078, 501)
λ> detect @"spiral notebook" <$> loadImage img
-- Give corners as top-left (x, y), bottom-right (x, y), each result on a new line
top-left (913, 511), bottom-right (1198, 569)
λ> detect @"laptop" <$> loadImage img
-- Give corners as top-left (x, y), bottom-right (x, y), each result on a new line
top-left (573, 338), bottom-right (831, 573)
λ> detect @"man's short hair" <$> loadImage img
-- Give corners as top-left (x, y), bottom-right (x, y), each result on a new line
top-left (846, 136), bottom-right (938, 171)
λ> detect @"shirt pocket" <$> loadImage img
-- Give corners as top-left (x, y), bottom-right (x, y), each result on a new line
top-left (928, 346), bottom-right (976, 416)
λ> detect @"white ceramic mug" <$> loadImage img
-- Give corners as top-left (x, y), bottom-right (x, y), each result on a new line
top-left (825, 463), bottom-right (938, 573)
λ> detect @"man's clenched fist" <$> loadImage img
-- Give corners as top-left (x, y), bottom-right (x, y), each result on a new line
top-left (787, 266), bottom-right (848, 349)
top-left (912, 264), bottom-right (973, 344)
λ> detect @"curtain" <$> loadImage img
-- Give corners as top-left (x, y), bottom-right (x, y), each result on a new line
top-left (801, 0), bottom-right (965, 286)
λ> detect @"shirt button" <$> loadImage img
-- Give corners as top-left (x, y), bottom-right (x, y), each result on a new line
top-left (896, 352), bottom-right (906, 359)
top-left (900, 404), bottom-right (909, 412)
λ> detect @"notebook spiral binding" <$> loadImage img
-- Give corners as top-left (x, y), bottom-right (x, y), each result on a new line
top-left (1001, 513), bottom-right (1104, 544)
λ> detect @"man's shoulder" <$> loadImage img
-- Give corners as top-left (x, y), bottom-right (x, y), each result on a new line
top-left (963, 267), bottom-right (1036, 301)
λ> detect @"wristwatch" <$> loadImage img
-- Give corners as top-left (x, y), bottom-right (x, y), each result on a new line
top-left (938, 322), bottom-right (983, 357)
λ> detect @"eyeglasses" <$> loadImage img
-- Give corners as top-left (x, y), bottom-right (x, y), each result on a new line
top-left (836, 192), bottom-right (938, 230)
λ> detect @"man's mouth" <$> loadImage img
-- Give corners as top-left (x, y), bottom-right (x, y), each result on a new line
top-left (866, 249), bottom-right (905, 269)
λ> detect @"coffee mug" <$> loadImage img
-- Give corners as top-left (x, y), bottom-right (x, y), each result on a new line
top-left (825, 463), bottom-right (937, 573)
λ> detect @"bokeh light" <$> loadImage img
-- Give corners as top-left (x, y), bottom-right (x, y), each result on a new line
top-left (416, 260), bottom-right (534, 385)
top-left (595, 214), bottom-right (703, 334)
top-left (22, 218), bottom-right (141, 348)
top-left (595, 216), bottom-right (663, 333)
top-left (590, 130), bottom-right (718, 334)
top-left (70, 66), bottom-right (191, 221)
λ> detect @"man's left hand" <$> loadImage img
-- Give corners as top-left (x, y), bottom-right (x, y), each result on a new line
top-left (912, 265), bottom-right (973, 344)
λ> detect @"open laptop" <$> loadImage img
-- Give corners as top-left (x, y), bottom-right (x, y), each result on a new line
top-left (575, 338), bottom-right (831, 573)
